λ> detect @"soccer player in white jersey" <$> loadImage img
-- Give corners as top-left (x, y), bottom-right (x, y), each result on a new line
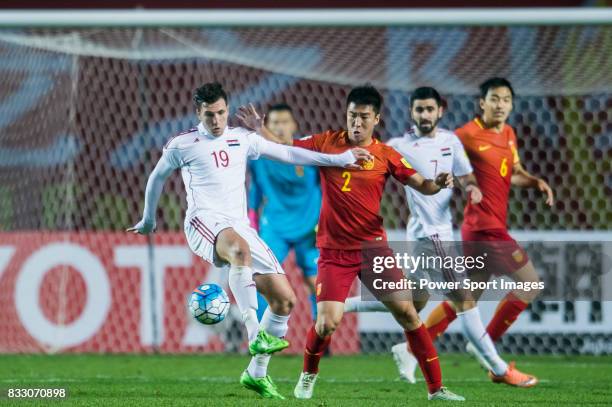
top-left (127, 82), bottom-right (372, 399)
top-left (344, 87), bottom-right (537, 387)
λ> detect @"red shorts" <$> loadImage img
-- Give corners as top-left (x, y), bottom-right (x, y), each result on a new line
top-left (315, 246), bottom-right (407, 303)
top-left (461, 228), bottom-right (530, 275)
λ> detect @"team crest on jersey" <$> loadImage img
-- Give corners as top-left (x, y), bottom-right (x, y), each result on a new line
top-left (295, 166), bottom-right (304, 177)
top-left (441, 147), bottom-right (451, 156)
top-left (362, 159), bottom-right (375, 170)
top-left (512, 249), bottom-right (524, 263)
top-left (226, 139), bottom-right (240, 147)
top-left (400, 157), bottom-right (413, 169)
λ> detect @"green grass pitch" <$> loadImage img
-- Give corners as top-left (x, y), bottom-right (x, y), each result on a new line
top-left (1, 353), bottom-right (610, 406)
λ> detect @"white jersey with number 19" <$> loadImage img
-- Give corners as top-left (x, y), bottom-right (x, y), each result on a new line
top-left (158, 122), bottom-right (355, 269)
top-left (163, 123), bottom-right (263, 224)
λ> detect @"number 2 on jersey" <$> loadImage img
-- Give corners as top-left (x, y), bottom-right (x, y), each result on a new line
top-left (341, 171), bottom-right (351, 192)
top-left (211, 150), bottom-right (229, 168)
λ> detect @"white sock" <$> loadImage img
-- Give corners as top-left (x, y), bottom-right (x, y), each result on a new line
top-left (392, 341), bottom-right (410, 354)
top-left (345, 296), bottom-right (388, 313)
top-left (458, 307), bottom-right (508, 376)
top-left (247, 309), bottom-right (290, 378)
top-left (260, 308), bottom-right (290, 338)
top-left (228, 266), bottom-right (259, 342)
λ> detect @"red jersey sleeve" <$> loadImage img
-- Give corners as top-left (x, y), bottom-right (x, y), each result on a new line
top-left (455, 126), bottom-right (468, 143)
top-left (386, 146), bottom-right (417, 184)
top-left (292, 131), bottom-right (329, 152)
top-left (508, 128), bottom-right (521, 165)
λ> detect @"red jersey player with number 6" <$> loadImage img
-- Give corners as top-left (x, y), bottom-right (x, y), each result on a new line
top-left (423, 78), bottom-right (554, 378)
top-left (241, 86), bottom-right (465, 401)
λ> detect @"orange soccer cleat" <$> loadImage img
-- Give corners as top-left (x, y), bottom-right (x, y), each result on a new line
top-left (489, 362), bottom-right (539, 388)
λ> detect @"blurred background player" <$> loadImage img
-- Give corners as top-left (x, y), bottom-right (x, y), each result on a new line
top-left (248, 103), bottom-right (320, 322)
top-left (421, 77), bottom-right (554, 374)
top-left (344, 86), bottom-right (537, 387)
top-left (240, 85), bottom-right (465, 401)
top-left (127, 82), bottom-right (370, 400)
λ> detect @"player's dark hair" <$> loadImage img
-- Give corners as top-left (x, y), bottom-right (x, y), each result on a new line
top-left (410, 87), bottom-right (443, 108)
top-left (479, 77), bottom-right (515, 99)
top-left (346, 85), bottom-right (383, 114)
top-left (193, 82), bottom-right (228, 110)
top-left (265, 103), bottom-right (294, 125)
top-left (267, 103), bottom-right (294, 115)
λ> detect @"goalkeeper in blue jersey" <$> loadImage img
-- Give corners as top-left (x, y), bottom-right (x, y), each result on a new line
top-left (248, 103), bottom-right (320, 321)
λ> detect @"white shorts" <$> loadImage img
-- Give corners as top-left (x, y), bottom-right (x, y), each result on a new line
top-left (405, 234), bottom-right (460, 295)
top-left (184, 213), bottom-right (284, 275)
top-left (406, 227), bottom-right (454, 242)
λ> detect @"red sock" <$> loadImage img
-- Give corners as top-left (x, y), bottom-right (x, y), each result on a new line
top-left (405, 324), bottom-right (443, 394)
top-left (486, 292), bottom-right (528, 342)
top-left (425, 301), bottom-right (457, 340)
top-left (303, 326), bottom-right (331, 374)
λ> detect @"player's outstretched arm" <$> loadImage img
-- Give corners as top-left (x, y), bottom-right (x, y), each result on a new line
top-left (404, 172), bottom-right (453, 195)
top-left (511, 162), bottom-right (554, 206)
top-left (456, 173), bottom-right (483, 204)
top-left (254, 134), bottom-right (372, 169)
top-left (126, 155), bottom-right (175, 234)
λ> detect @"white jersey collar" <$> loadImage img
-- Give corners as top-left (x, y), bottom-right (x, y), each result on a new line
top-left (403, 126), bottom-right (419, 140)
top-left (197, 122), bottom-right (226, 140)
top-left (404, 126), bottom-right (442, 140)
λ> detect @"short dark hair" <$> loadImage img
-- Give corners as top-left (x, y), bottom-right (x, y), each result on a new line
top-left (410, 86), bottom-right (443, 108)
top-left (193, 82), bottom-right (228, 109)
top-left (346, 85), bottom-right (383, 114)
top-left (479, 77), bottom-right (515, 99)
top-left (267, 103), bottom-right (294, 115)
top-left (265, 103), bottom-right (294, 125)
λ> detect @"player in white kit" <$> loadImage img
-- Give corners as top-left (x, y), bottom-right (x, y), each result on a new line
top-left (128, 82), bottom-right (372, 399)
top-left (344, 87), bottom-right (537, 387)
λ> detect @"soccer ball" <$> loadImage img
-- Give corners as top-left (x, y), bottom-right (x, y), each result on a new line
top-left (188, 283), bottom-right (230, 325)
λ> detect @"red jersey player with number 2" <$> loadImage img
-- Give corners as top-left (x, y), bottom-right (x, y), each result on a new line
top-left (240, 85), bottom-right (465, 401)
